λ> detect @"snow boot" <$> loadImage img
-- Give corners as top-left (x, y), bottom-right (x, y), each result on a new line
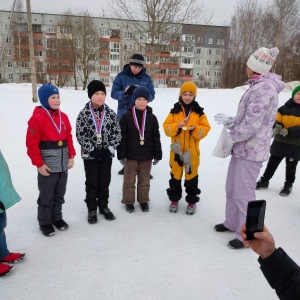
top-left (214, 223), bottom-right (231, 232)
top-left (0, 253), bottom-right (26, 264)
top-left (186, 203), bottom-right (196, 215)
top-left (53, 219), bottom-right (69, 231)
top-left (99, 208), bottom-right (116, 220)
top-left (40, 224), bottom-right (55, 236)
top-left (279, 182), bottom-right (293, 196)
top-left (125, 204), bottom-right (135, 213)
top-left (256, 177), bottom-right (269, 190)
top-left (0, 264), bottom-right (13, 276)
top-left (140, 203), bottom-right (149, 212)
top-left (169, 201), bottom-right (178, 213)
top-left (88, 210), bottom-right (98, 224)
top-left (228, 239), bottom-right (245, 249)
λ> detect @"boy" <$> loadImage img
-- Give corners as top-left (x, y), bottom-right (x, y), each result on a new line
top-left (117, 86), bottom-right (162, 213)
top-left (76, 80), bottom-right (121, 224)
top-left (163, 81), bottom-right (211, 215)
top-left (26, 84), bottom-right (76, 236)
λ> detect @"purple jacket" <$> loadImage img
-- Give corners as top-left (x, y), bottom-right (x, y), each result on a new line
top-left (229, 73), bottom-right (285, 162)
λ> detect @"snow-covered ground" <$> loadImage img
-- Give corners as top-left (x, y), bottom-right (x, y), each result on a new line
top-left (0, 83), bottom-right (299, 300)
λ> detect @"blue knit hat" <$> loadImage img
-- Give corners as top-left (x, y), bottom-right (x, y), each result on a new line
top-left (38, 84), bottom-right (59, 109)
top-left (133, 86), bottom-right (150, 102)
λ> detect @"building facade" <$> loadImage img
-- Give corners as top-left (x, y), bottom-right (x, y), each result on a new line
top-left (0, 10), bottom-right (229, 88)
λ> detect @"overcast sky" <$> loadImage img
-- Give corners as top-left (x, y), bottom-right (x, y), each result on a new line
top-left (1, 0), bottom-right (243, 26)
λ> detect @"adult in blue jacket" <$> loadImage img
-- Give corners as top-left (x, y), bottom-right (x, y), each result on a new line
top-left (111, 53), bottom-right (155, 121)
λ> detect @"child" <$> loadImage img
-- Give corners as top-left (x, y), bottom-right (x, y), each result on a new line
top-left (117, 86), bottom-right (162, 213)
top-left (0, 150), bottom-right (25, 276)
top-left (163, 81), bottom-right (211, 215)
top-left (256, 85), bottom-right (300, 196)
top-left (26, 84), bottom-right (76, 237)
top-left (76, 80), bottom-right (121, 224)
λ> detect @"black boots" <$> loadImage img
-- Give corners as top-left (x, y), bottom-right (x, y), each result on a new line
top-left (279, 182), bottom-right (293, 196)
top-left (256, 177), bottom-right (269, 189)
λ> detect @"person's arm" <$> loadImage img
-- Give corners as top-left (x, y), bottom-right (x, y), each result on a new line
top-left (111, 74), bottom-right (126, 101)
top-left (241, 224), bottom-right (300, 299)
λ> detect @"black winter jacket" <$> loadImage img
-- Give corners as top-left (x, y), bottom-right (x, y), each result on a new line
top-left (259, 248), bottom-right (300, 299)
top-left (117, 106), bottom-right (162, 161)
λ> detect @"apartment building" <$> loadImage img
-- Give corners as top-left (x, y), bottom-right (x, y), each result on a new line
top-left (0, 10), bottom-right (229, 88)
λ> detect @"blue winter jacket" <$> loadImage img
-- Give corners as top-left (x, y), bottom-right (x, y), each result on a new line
top-left (111, 64), bottom-right (155, 111)
top-left (0, 150), bottom-right (21, 213)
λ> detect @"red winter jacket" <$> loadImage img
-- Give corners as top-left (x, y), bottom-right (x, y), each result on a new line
top-left (26, 106), bottom-right (76, 169)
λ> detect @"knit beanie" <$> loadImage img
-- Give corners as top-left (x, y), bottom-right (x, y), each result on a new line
top-left (246, 47), bottom-right (279, 75)
top-left (133, 86), bottom-right (150, 102)
top-left (180, 81), bottom-right (197, 97)
top-left (38, 84), bottom-right (59, 110)
top-left (292, 85), bottom-right (300, 98)
top-left (129, 54), bottom-right (145, 67)
top-left (87, 80), bottom-right (106, 99)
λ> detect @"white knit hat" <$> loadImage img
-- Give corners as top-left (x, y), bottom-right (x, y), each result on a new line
top-left (246, 47), bottom-right (279, 75)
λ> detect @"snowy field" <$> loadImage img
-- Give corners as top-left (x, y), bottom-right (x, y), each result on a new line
top-left (0, 83), bottom-right (299, 300)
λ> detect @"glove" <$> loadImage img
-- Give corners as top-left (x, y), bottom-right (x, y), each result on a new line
top-left (90, 148), bottom-right (102, 160)
top-left (279, 128), bottom-right (288, 137)
top-left (182, 150), bottom-right (192, 175)
top-left (153, 159), bottom-right (160, 165)
top-left (125, 85), bottom-right (137, 95)
top-left (223, 116), bottom-right (235, 129)
top-left (119, 158), bottom-right (127, 165)
top-left (272, 124), bottom-right (282, 137)
top-left (214, 113), bottom-right (234, 129)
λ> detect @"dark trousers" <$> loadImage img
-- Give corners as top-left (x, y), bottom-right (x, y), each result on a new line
top-left (263, 154), bottom-right (298, 183)
top-left (0, 212), bottom-right (9, 259)
top-left (84, 159), bottom-right (112, 212)
top-left (167, 174), bottom-right (201, 204)
top-left (37, 171), bottom-right (68, 225)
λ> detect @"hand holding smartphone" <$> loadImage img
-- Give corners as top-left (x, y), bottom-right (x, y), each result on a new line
top-left (245, 200), bottom-right (266, 240)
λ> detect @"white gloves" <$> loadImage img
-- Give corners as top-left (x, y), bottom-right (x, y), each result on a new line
top-left (214, 113), bottom-right (234, 129)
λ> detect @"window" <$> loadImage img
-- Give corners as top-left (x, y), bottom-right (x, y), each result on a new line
top-left (45, 26), bottom-right (56, 33)
top-left (59, 26), bottom-right (70, 34)
top-left (213, 82), bottom-right (219, 88)
top-left (182, 58), bottom-right (192, 64)
top-left (182, 46), bottom-right (193, 53)
top-left (208, 38), bottom-right (213, 44)
top-left (198, 37), bottom-right (203, 43)
top-left (34, 39), bottom-right (42, 46)
top-left (124, 32), bottom-right (132, 39)
top-left (195, 59), bottom-right (201, 65)
top-left (184, 69), bottom-right (192, 75)
top-left (47, 38), bottom-right (56, 50)
top-left (159, 79), bottom-right (166, 84)
top-left (217, 38), bottom-right (225, 45)
top-left (35, 51), bottom-right (43, 57)
top-left (110, 42), bottom-right (120, 53)
top-left (215, 60), bottom-right (223, 67)
top-left (8, 61), bottom-right (13, 68)
top-left (22, 62), bottom-right (29, 68)
top-left (110, 66), bottom-right (119, 73)
top-left (216, 49), bottom-right (221, 56)
top-left (206, 60), bottom-right (211, 66)
top-left (183, 34), bottom-right (195, 42)
top-left (195, 48), bottom-right (201, 54)
top-left (6, 37), bottom-right (12, 44)
top-left (100, 65), bottom-right (109, 72)
top-left (168, 80), bottom-right (177, 86)
top-left (168, 68), bottom-right (178, 75)
top-left (100, 77), bottom-right (109, 83)
top-left (7, 49), bottom-right (12, 56)
top-left (205, 71), bottom-right (210, 77)
top-left (110, 54), bottom-right (119, 61)
top-left (207, 49), bottom-right (212, 55)
top-left (214, 71), bottom-right (222, 77)
top-left (9, 74), bottom-right (13, 80)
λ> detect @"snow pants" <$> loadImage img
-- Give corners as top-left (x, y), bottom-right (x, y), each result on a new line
top-left (0, 211), bottom-right (9, 259)
top-left (122, 160), bottom-right (152, 205)
top-left (223, 156), bottom-right (262, 241)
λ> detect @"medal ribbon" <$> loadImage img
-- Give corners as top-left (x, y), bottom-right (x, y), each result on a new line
top-left (42, 107), bottom-right (62, 137)
top-left (89, 102), bottom-right (106, 136)
top-left (132, 106), bottom-right (146, 141)
top-left (182, 105), bottom-right (192, 124)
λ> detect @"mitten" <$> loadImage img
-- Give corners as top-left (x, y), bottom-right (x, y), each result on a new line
top-left (223, 116), bottom-right (235, 129)
top-left (90, 148), bottom-right (102, 160)
top-left (125, 85), bottom-right (137, 95)
top-left (153, 159), bottom-right (160, 165)
top-left (279, 128), bottom-right (288, 137)
top-left (119, 158), bottom-right (127, 165)
top-left (214, 113), bottom-right (229, 124)
top-left (272, 124), bottom-right (282, 137)
top-left (182, 150), bottom-right (192, 175)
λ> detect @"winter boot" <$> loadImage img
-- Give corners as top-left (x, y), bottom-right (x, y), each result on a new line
top-left (88, 210), bottom-right (98, 224)
top-left (169, 201), bottom-right (178, 213)
top-left (0, 264), bottom-right (13, 276)
top-left (228, 239), bottom-right (245, 249)
top-left (140, 203), bottom-right (149, 212)
top-left (214, 223), bottom-right (231, 232)
top-left (125, 204), bottom-right (135, 213)
top-left (186, 203), bottom-right (196, 215)
top-left (256, 177), bottom-right (269, 190)
top-left (99, 208), bottom-right (116, 220)
top-left (118, 167), bottom-right (124, 175)
top-left (279, 182), bottom-right (293, 196)
top-left (40, 224), bottom-right (55, 236)
top-left (0, 253), bottom-right (26, 264)
top-left (53, 219), bottom-right (69, 231)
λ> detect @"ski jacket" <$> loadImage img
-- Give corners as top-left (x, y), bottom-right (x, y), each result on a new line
top-left (271, 98), bottom-right (300, 160)
top-left (111, 64), bottom-right (155, 111)
top-left (26, 107), bottom-right (76, 171)
top-left (76, 102), bottom-right (121, 159)
top-left (0, 150), bottom-right (21, 213)
top-left (259, 247), bottom-right (300, 299)
top-left (229, 73), bottom-right (285, 162)
top-left (117, 106), bottom-right (162, 161)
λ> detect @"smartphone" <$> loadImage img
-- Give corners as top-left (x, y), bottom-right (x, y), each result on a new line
top-left (245, 200), bottom-right (266, 240)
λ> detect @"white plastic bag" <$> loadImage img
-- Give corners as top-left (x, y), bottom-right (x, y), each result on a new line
top-left (212, 127), bottom-right (234, 158)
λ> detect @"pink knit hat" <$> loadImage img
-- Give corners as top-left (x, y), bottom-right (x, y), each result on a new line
top-left (246, 47), bottom-right (279, 74)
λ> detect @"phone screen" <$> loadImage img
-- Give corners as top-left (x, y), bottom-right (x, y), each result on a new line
top-left (245, 200), bottom-right (266, 240)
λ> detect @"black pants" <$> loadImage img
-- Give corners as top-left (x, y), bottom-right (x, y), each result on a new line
top-left (263, 154), bottom-right (298, 183)
top-left (37, 171), bottom-right (68, 225)
top-left (83, 159), bottom-right (112, 212)
top-left (166, 174), bottom-right (201, 204)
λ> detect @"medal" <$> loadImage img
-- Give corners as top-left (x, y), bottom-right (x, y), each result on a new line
top-left (90, 102), bottom-right (106, 145)
top-left (96, 134), bottom-right (102, 145)
top-left (182, 126), bottom-right (187, 130)
top-left (58, 140), bottom-right (63, 146)
top-left (132, 106), bottom-right (147, 146)
top-left (42, 107), bottom-right (63, 146)
top-left (140, 141), bottom-right (144, 145)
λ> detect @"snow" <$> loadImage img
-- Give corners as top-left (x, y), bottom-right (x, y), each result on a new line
top-left (0, 83), bottom-right (299, 300)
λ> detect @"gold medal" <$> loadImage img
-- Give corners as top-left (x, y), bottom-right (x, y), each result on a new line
top-left (182, 126), bottom-right (187, 130)
top-left (58, 140), bottom-right (63, 146)
top-left (140, 140), bottom-right (144, 145)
